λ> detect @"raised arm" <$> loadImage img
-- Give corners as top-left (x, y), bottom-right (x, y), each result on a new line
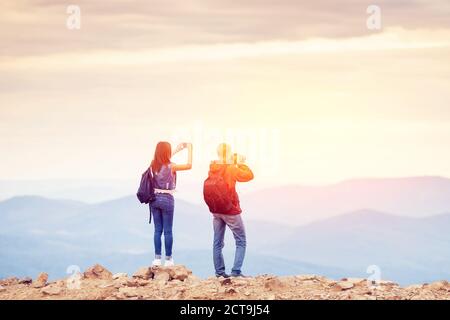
top-left (232, 164), bottom-right (254, 182)
top-left (172, 143), bottom-right (193, 171)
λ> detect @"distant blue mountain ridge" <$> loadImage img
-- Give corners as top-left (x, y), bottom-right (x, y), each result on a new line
top-left (1, 176), bottom-right (449, 285)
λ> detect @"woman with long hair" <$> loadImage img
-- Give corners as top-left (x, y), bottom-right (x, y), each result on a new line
top-left (150, 141), bottom-right (193, 266)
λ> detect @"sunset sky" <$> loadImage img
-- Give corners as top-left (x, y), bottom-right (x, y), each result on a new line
top-left (1, 0), bottom-right (450, 188)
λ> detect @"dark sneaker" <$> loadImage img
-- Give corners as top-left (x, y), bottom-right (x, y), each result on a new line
top-left (231, 273), bottom-right (247, 278)
top-left (216, 273), bottom-right (230, 278)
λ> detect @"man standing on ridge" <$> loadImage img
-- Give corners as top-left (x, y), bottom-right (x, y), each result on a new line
top-left (203, 143), bottom-right (254, 278)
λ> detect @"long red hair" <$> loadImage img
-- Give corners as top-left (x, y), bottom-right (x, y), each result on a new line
top-left (151, 141), bottom-right (172, 173)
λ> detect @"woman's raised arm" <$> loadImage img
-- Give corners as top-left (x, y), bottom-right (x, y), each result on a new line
top-left (172, 143), bottom-right (193, 171)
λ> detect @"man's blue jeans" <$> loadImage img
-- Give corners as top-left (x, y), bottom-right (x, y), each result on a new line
top-left (151, 194), bottom-right (174, 258)
top-left (213, 213), bottom-right (246, 276)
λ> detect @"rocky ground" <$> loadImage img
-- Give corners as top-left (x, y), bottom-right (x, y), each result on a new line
top-left (0, 264), bottom-right (448, 300)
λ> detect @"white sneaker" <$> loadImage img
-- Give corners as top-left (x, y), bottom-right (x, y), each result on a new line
top-left (152, 259), bottom-right (162, 266)
top-left (164, 258), bottom-right (175, 267)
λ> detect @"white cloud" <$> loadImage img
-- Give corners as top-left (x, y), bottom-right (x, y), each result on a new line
top-left (3, 28), bottom-right (450, 71)
top-left (1, 0), bottom-right (450, 56)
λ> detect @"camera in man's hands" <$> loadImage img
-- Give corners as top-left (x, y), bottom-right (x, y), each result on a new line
top-left (232, 153), bottom-right (246, 165)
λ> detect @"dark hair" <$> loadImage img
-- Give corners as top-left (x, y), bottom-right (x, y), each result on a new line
top-left (151, 141), bottom-right (172, 173)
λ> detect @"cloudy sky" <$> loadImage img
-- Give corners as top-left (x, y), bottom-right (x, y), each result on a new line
top-left (1, 0), bottom-right (450, 188)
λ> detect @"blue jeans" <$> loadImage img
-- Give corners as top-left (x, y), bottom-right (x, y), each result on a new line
top-left (213, 213), bottom-right (246, 276)
top-left (151, 194), bottom-right (174, 258)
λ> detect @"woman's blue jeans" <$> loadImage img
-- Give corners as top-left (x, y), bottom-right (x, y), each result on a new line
top-left (150, 194), bottom-right (174, 258)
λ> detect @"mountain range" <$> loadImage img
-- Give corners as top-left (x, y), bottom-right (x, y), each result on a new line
top-left (243, 176), bottom-right (450, 225)
top-left (1, 176), bottom-right (449, 285)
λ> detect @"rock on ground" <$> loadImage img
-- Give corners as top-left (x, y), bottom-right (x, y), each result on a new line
top-left (133, 267), bottom-right (153, 280)
top-left (32, 273), bottom-right (48, 288)
top-left (41, 286), bottom-right (62, 296)
top-left (83, 264), bottom-right (113, 280)
top-left (18, 277), bottom-right (32, 285)
top-left (112, 273), bottom-right (128, 280)
top-left (166, 265), bottom-right (192, 281)
top-left (0, 277), bottom-right (19, 287)
top-left (0, 265), bottom-right (448, 300)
